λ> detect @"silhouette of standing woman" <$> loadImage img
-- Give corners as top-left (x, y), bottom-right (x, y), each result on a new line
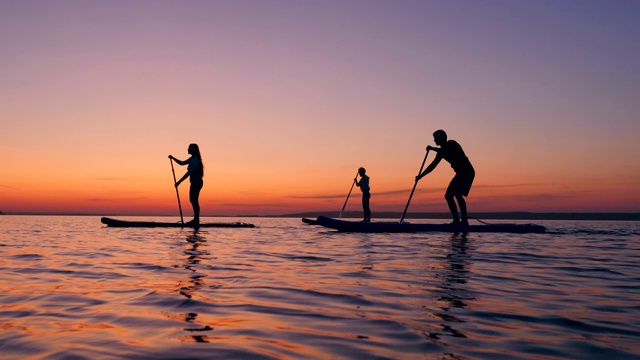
top-left (355, 167), bottom-right (371, 222)
top-left (169, 144), bottom-right (204, 225)
top-left (416, 130), bottom-right (474, 226)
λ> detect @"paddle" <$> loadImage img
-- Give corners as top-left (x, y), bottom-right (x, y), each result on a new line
top-left (339, 170), bottom-right (359, 219)
top-left (169, 157), bottom-right (184, 224)
top-left (400, 149), bottom-right (430, 223)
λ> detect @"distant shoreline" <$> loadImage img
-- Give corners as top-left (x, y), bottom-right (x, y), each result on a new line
top-left (2, 211), bottom-right (639, 221)
top-left (281, 211), bottom-right (640, 221)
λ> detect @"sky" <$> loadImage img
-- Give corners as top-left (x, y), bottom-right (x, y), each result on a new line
top-left (1, 0), bottom-right (639, 216)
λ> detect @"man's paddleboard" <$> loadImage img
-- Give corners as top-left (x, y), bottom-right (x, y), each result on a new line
top-left (314, 216), bottom-right (545, 233)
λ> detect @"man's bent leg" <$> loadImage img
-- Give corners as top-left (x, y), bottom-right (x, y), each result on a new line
top-left (456, 194), bottom-right (467, 224)
top-left (445, 192), bottom-right (459, 223)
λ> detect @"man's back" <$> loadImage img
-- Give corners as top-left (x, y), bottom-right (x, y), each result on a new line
top-left (440, 140), bottom-right (471, 173)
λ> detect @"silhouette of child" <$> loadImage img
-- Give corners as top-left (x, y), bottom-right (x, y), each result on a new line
top-left (355, 167), bottom-right (371, 222)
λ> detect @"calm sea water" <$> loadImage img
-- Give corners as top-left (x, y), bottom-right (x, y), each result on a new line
top-left (0, 216), bottom-right (638, 359)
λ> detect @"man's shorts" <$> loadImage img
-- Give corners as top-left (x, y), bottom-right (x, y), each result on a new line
top-left (446, 166), bottom-right (475, 197)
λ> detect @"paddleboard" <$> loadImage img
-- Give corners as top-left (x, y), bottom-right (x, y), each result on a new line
top-left (101, 217), bottom-right (255, 228)
top-left (302, 218), bottom-right (318, 225)
top-left (314, 216), bottom-right (545, 233)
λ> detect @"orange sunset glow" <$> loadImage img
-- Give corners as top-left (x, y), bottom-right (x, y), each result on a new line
top-left (1, 2), bottom-right (639, 216)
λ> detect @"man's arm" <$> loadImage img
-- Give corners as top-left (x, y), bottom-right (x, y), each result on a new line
top-left (416, 154), bottom-right (442, 180)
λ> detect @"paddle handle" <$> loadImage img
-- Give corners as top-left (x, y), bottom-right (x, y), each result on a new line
top-left (339, 170), bottom-right (359, 219)
top-left (400, 149), bottom-right (429, 223)
top-left (169, 157), bottom-right (184, 224)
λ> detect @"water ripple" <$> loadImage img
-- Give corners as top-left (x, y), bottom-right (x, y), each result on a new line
top-left (0, 216), bottom-right (638, 359)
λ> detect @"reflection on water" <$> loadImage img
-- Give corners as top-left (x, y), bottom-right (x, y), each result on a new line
top-left (427, 233), bottom-right (475, 341)
top-left (442, 234), bottom-right (474, 308)
top-left (0, 216), bottom-right (638, 359)
top-left (178, 231), bottom-right (207, 300)
top-left (174, 230), bottom-right (213, 343)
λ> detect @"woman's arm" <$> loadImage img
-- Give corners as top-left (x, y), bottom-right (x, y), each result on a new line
top-left (169, 155), bottom-right (189, 166)
top-left (171, 156), bottom-right (193, 186)
top-left (176, 170), bottom-right (190, 186)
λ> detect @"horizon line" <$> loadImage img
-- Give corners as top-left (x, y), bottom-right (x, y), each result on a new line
top-left (2, 211), bottom-right (639, 221)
